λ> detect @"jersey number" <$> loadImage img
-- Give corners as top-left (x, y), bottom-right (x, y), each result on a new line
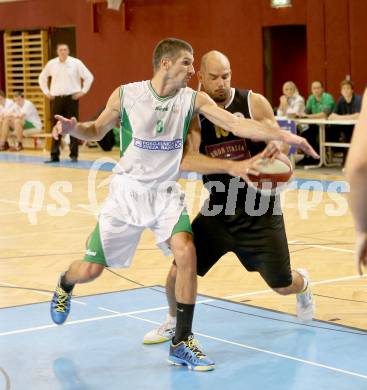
top-left (215, 125), bottom-right (229, 139)
top-left (155, 120), bottom-right (164, 133)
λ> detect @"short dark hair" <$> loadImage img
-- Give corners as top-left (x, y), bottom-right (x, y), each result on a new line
top-left (56, 43), bottom-right (69, 50)
top-left (312, 80), bottom-right (324, 88)
top-left (13, 91), bottom-right (24, 98)
top-left (340, 79), bottom-right (354, 89)
top-left (152, 38), bottom-right (193, 72)
top-left (0, 90), bottom-right (5, 98)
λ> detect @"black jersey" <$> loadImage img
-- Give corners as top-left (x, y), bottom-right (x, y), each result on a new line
top-left (199, 88), bottom-right (275, 211)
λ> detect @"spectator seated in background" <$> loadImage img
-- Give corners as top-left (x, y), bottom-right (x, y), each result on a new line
top-left (303, 80), bottom-right (335, 119)
top-left (0, 91), bottom-right (42, 151)
top-left (297, 80), bottom-right (335, 165)
top-left (328, 80), bottom-right (362, 164)
top-left (328, 80), bottom-right (361, 140)
top-left (0, 90), bottom-right (15, 151)
top-left (277, 81), bottom-right (305, 118)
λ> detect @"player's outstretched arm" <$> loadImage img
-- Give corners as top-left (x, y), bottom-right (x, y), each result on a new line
top-left (54, 87), bottom-right (120, 141)
top-left (250, 92), bottom-right (289, 157)
top-left (195, 91), bottom-right (319, 158)
top-left (180, 117), bottom-right (261, 181)
top-left (345, 88), bottom-right (367, 275)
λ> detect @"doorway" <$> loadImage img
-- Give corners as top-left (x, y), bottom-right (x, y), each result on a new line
top-left (263, 25), bottom-right (307, 109)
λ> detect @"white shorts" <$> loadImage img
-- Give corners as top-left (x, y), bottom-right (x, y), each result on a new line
top-left (84, 174), bottom-right (191, 268)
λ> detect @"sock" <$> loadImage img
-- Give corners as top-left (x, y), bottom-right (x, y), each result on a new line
top-left (300, 276), bottom-right (308, 293)
top-left (173, 302), bottom-right (195, 344)
top-left (60, 272), bottom-right (74, 293)
top-left (166, 313), bottom-right (176, 324)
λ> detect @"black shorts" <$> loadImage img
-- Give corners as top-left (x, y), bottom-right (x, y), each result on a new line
top-left (191, 206), bottom-right (292, 289)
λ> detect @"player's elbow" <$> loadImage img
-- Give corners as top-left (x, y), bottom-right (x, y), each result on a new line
top-left (92, 132), bottom-right (105, 142)
top-left (180, 152), bottom-right (197, 172)
top-left (89, 124), bottom-right (104, 141)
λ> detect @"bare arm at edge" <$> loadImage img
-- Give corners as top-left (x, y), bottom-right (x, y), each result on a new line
top-left (55, 87), bottom-right (120, 141)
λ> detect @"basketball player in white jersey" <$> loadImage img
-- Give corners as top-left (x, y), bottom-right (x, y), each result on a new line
top-left (50, 38), bottom-right (318, 371)
top-left (143, 51), bottom-right (315, 346)
top-left (346, 88), bottom-right (367, 275)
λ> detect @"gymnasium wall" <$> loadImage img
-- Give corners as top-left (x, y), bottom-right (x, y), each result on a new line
top-left (0, 0), bottom-right (366, 120)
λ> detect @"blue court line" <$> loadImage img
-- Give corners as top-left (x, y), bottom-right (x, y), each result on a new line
top-left (0, 152), bottom-right (116, 171)
top-left (0, 152), bottom-right (349, 193)
top-left (0, 287), bottom-right (366, 390)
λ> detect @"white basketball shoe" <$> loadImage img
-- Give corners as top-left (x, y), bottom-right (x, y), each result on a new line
top-left (143, 314), bottom-right (176, 344)
top-left (296, 269), bottom-right (315, 322)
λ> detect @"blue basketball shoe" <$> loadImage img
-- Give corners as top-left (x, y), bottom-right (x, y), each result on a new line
top-left (168, 335), bottom-right (215, 371)
top-left (50, 280), bottom-right (72, 325)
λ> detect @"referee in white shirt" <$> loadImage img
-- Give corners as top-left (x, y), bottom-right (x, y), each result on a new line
top-left (39, 43), bottom-right (94, 162)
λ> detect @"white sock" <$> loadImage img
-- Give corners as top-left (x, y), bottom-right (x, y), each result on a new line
top-left (166, 313), bottom-right (176, 324)
top-left (300, 276), bottom-right (308, 293)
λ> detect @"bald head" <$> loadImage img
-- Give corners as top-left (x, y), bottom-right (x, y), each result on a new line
top-left (200, 50), bottom-right (230, 72)
top-left (199, 50), bottom-right (232, 103)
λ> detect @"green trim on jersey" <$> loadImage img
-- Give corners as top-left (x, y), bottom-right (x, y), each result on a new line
top-left (119, 86), bottom-right (133, 157)
top-left (83, 223), bottom-right (107, 266)
top-left (148, 80), bottom-right (177, 102)
top-left (171, 209), bottom-right (193, 237)
top-left (120, 108), bottom-right (133, 157)
top-left (183, 91), bottom-right (197, 142)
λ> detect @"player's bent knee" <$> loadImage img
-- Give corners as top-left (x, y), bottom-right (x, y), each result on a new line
top-left (178, 241), bottom-right (195, 261)
top-left (79, 262), bottom-right (104, 282)
top-left (173, 241), bottom-right (196, 270)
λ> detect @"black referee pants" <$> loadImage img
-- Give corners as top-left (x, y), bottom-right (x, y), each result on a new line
top-left (51, 95), bottom-right (79, 160)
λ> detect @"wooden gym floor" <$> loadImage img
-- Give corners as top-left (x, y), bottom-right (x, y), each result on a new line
top-left (0, 147), bottom-right (366, 331)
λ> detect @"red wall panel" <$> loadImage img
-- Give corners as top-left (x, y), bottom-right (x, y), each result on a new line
top-left (270, 26), bottom-right (308, 105)
top-left (324, 0), bottom-right (350, 99)
top-left (0, 0), bottom-right (76, 30)
top-left (349, 0), bottom-right (367, 95)
top-left (306, 0), bottom-right (326, 96)
top-left (0, 0), bottom-right (263, 119)
top-left (0, 0), bottom-right (366, 119)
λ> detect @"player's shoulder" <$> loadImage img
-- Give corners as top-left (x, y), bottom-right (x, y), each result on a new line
top-left (195, 90), bottom-right (212, 103)
top-left (178, 86), bottom-right (196, 103)
top-left (248, 90), bottom-right (267, 105)
top-left (181, 86), bottom-right (196, 95)
top-left (234, 88), bottom-right (251, 97)
top-left (121, 80), bottom-right (148, 93)
top-left (229, 88), bottom-right (251, 106)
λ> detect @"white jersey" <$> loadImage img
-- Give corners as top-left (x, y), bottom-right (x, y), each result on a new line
top-left (21, 100), bottom-right (42, 130)
top-left (114, 80), bottom-right (196, 184)
top-left (0, 98), bottom-right (14, 115)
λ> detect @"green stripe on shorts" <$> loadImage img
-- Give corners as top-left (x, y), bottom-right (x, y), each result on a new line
top-left (171, 209), bottom-right (193, 236)
top-left (24, 120), bottom-right (35, 129)
top-left (83, 222), bottom-right (108, 266)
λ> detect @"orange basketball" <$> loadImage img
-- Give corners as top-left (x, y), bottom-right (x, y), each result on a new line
top-left (246, 153), bottom-right (293, 194)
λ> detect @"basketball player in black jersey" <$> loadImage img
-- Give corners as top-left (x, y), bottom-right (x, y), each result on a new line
top-left (143, 51), bottom-right (315, 344)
